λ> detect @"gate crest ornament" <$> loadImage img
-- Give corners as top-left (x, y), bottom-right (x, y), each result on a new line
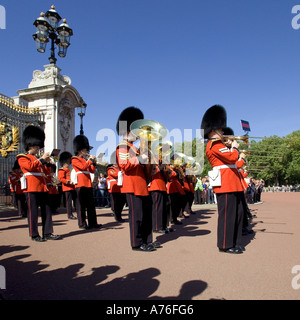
top-left (0, 122), bottom-right (19, 157)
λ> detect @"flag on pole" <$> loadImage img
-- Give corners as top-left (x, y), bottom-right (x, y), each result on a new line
top-left (241, 120), bottom-right (251, 132)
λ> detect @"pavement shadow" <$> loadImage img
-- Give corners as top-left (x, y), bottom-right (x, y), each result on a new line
top-left (155, 209), bottom-right (213, 245)
top-left (0, 245), bottom-right (207, 300)
top-left (149, 280), bottom-right (208, 300)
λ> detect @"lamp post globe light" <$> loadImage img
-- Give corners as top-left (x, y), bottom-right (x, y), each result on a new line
top-left (33, 5), bottom-right (73, 64)
top-left (77, 103), bottom-right (87, 135)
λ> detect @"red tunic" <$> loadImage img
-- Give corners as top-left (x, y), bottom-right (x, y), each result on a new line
top-left (116, 141), bottom-right (149, 196)
top-left (148, 165), bottom-right (167, 192)
top-left (71, 156), bottom-right (95, 188)
top-left (46, 174), bottom-right (59, 194)
top-left (8, 171), bottom-right (23, 194)
top-left (167, 166), bottom-right (185, 195)
top-left (107, 166), bottom-right (121, 193)
top-left (17, 153), bottom-right (50, 193)
top-left (58, 168), bottom-right (75, 192)
top-left (182, 177), bottom-right (191, 192)
top-left (206, 140), bottom-right (244, 193)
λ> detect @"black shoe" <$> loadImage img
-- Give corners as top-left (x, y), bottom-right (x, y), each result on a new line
top-left (79, 223), bottom-right (88, 229)
top-left (88, 224), bottom-right (102, 229)
top-left (132, 243), bottom-right (156, 252)
top-left (43, 233), bottom-right (61, 240)
top-left (31, 235), bottom-right (46, 242)
top-left (173, 220), bottom-right (182, 225)
top-left (151, 241), bottom-right (161, 248)
top-left (219, 247), bottom-right (243, 254)
top-left (154, 229), bottom-right (167, 234)
top-left (235, 245), bottom-right (246, 251)
top-left (166, 227), bottom-right (174, 232)
top-left (116, 218), bottom-right (125, 223)
top-left (68, 215), bottom-right (76, 220)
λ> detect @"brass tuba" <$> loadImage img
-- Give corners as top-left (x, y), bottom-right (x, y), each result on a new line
top-left (130, 119), bottom-right (168, 182)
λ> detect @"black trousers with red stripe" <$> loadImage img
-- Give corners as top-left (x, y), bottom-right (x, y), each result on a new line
top-left (168, 193), bottom-right (182, 222)
top-left (76, 187), bottom-right (98, 228)
top-left (65, 190), bottom-right (77, 218)
top-left (25, 192), bottom-right (54, 238)
top-left (15, 193), bottom-right (27, 217)
top-left (216, 192), bottom-right (244, 249)
top-left (150, 190), bottom-right (168, 232)
top-left (110, 192), bottom-right (126, 220)
top-left (126, 193), bottom-right (153, 248)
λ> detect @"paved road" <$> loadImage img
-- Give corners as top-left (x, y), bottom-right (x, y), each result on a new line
top-left (0, 192), bottom-right (299, 300)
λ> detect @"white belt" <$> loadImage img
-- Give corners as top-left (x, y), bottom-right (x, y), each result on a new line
top-left (76, 171), bottom-right (90, 175)
top-left (107, 179), bottom-right (117, 190)
top-left (213, 164), bottom-right (237, 170)
top-left (24, 172), bottom-right (45, 177)
top-left (21, 172), bottom-right (45, 190)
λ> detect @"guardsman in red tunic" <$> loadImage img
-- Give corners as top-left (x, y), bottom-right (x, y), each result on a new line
top-left (201, 105), bottom-right (245, 254)
top-left (180, 167), bottom-right (191, 217)
top-left (17, 126), bottom-right (60, 242)
top-left (222, 127), bottom-right (253, 235)
top-left (185, 174), bottom-right (196, 215)
top-left (148, 163), bottom-right (169, 234)
top-left (71, 135), bottom-right (101, 230)
top-left (107, 162), bottom-right (126, 222)
top-left (116, 106), bottom-right (160, 252)
top-left (8, 160), bottom-right (27, 217)
top-left (167, 164), bottom-right (185, 225)
top-left (58, 151), bottom-right (77, 220)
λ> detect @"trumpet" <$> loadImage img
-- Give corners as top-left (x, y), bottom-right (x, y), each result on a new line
top-left (86, 153), bottom-right (99, 164)
top-left (222, 135), bottom-right (249, 143)
top-left (39, 148), bottom-right (60, 163)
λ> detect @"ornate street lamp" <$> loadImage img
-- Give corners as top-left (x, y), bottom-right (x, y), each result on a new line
top-left (77, 103), bottom-right (87, 135)
top-left (33, 5), bottom-right (73, 64)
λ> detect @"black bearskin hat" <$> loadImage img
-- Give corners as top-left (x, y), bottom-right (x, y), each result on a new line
top-left (222, 127), bottom-right (234, 136)
top-left (73, 135), bottom-right (90, 155)
top-left (59, 151), bottom-right (73, 167)
top-left (22, 125), bottom-right (45, 151)
top-left (116, 106), bottom-right (144, 136)
top-left (12, 160), bottom-right (20, 170)
top-left (200, 105), bottom-right (227, 139)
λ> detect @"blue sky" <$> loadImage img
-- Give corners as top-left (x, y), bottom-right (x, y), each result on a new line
top-left (1, 0), bottom-right (300, 160)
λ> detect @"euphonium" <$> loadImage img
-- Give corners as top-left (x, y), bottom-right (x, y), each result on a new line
top-left (130, 119), bottom-right (168, 183)
top-left (130, 119), bottom-right (168, 162)
top-left (186, 162), bottom-right (202, 175)
top-left (151, 140), bottom-right (174, 166)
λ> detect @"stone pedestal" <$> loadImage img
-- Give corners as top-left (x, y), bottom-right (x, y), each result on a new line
top-left (16, 64), bottom-right (85, 153)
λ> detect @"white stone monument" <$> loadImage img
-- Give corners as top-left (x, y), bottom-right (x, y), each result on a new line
top-left (16, 64), bottom-right (85, 153)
